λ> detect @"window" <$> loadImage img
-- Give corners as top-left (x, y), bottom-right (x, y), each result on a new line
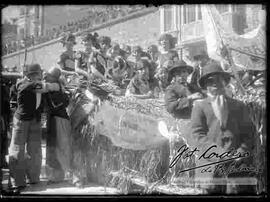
top-left (164, 6), bottom-right (174, 32)
top-left (197, 5), bottom-right (202, 20)
top-left (215, 5), bottom-right (229, 13)
top-left (183, 5), bottom-right (196, 24)
top-left (19, 28), bottom-right (24, 35)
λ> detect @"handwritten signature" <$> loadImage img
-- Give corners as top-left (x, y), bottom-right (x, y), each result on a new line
top-left (169, 144), bottom-right (253, 174)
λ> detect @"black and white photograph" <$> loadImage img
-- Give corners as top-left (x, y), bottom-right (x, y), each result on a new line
top-left (0, 4), bottom-right (266, 198)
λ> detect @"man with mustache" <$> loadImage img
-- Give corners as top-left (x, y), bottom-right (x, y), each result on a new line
top-left (190, 62), bottom-right (256, 194)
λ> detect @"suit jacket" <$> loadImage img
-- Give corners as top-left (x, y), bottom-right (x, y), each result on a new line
top-left (14, 78), bottom-right (44, 121)
top-left (190, 96), bottom-right (256, 188)
top-left (191, 96), bottom-right (255, 153)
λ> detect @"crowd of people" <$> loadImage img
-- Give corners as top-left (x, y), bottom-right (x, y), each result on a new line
top-left (0, 30), bottom-right (261, 195)
top-left (2, 5), bottom-right (145, 56)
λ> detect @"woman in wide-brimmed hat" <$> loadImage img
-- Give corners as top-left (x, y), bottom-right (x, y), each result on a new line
top-left (165, 60), bottom-right (204, 119)
top-left (125, 59), bottom-right (157, 99)
top-left (190, 62), bottom-right (255, 194)
top-left (167, 60), bottom-right (194, 84)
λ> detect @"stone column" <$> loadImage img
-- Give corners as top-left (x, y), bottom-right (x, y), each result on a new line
top-left (33, 6), bottom-right (40, 38)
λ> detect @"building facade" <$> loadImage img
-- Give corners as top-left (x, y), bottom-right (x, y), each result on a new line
top-left (2, 5), bottom-right (265, 70)
top-left (159, 4), bottom-right (265, 64)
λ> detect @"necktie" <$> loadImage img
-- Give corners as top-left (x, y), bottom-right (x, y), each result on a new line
top-left (210, 95), bottom-right (229, 129)
top-left (36, 93), bottom-right (41, 109)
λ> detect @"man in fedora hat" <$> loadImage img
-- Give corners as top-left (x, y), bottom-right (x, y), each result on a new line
top-left (43, 67), bottom-right (71, 185)
top-left (165, 60), bottom-right (204, 119)
top-left (189, 50), bottom-right (211, 92)
top-left (8, 64), bottom-right (62, 193)
top-left (190, 62), bottom-right (256, 194)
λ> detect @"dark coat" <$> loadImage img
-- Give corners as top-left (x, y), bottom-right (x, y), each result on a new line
top-left (44, 85), bottom-right (69, 120)
top-left (190, 96), bottom-right (256, 192)
top-left (14, 78), bottom-right (44, 121)
top-left (189, 65), bottom-right (203, 93)
top-left (190, 96), bottom-right (255, 153)
top-left (165, 81), bottom-right (199, 119)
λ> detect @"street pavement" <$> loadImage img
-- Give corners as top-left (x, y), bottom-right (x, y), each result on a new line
top-left (1, 141), bottom-right (120, 195)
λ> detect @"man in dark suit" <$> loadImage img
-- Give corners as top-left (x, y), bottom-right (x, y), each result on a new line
top-left (165, 60), bottom-right (204, 119)
top-left (8, 64), bottom-right (61, 194)
top-left (190, 62), bottom-right (256, 194)
top-left (189, 50), bottom-right (210, 93)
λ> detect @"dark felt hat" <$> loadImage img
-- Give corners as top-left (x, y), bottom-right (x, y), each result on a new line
top-left (193, 50), bottom-right (209, 61)
top-left (168, 60), bottom-right (194, 76)
top-left (25, 63), bottom-right (42, 76)
top-left (198, 62), bottom-right (232, 89)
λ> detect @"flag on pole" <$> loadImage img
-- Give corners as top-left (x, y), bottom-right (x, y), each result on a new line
top-left (201, 5), bottom-right (265, 71)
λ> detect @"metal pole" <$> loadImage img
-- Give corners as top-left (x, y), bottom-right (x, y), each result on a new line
top-left (230, 47), bottom-right (265, 60)
top-left (206, 5), bottom-right (245, 95)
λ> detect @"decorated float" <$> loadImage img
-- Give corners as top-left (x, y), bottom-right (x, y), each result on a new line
top-left (65, 5), bottom-right (266, 195)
